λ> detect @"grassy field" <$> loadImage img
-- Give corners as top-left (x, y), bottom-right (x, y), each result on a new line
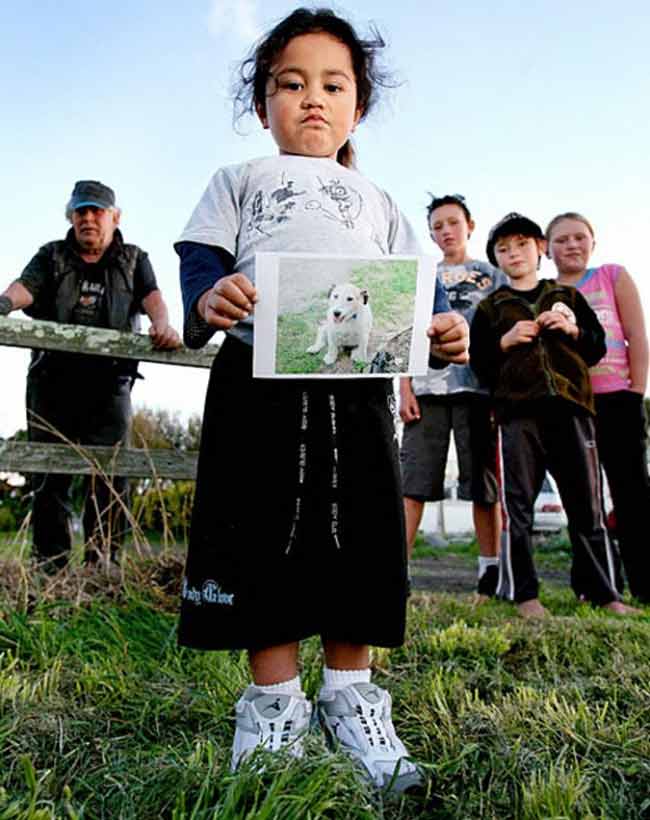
top-left (2, 535), bottom-right (650, 819)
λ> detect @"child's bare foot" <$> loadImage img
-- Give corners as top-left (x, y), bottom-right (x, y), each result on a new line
top-left (517, 599), bottom-right (549, 619)
top-left (603, 600), bottom-right (642, 615)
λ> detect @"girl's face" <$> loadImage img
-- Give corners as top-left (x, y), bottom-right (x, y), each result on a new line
top-left (429, 204), bottom-right (474, 260)
top-left (257, 32), bottom-right (362, 160)
top-left (548, 218), bottom-right (595, 275)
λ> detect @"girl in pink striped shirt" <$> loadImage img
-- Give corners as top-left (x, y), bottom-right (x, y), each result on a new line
top-left (547, 212), bottom-right (650, 603)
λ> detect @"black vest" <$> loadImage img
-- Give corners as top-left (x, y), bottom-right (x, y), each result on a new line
top-left (25, 231), bottom-right (142, 379)
top-left (26, 231), bottom-right (141, 333)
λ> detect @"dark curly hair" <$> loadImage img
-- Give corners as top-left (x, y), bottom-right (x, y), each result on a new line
top-left (233, 7), bottom-right (394, 168)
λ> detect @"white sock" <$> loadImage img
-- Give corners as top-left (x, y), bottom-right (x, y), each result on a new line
top-left (255, 675), bottom-right (303, 697)
top-left (321, 666), bottom-right (371, 692)
top-left (478, 555), bottom-right (499, 579)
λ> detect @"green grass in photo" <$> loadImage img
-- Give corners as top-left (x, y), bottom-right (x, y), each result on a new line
top-left (275, 313), bottom-right (322, 374)
top-left (275, 259), bottom-right (419, 374)
top-left (349, 259), bottom-right (418, 321)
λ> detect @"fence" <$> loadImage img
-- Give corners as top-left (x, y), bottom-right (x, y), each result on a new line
top-left (0, 315), bottom-right (216, 480)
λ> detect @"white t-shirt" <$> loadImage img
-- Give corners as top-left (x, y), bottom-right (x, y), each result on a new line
top-left (178, 155), bottom-right (422, 345)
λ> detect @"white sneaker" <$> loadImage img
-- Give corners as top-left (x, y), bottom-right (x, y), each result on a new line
top-left (231, 685), bottom-right (312, 771)
top-left (317, 682), bottom-right (422, 792)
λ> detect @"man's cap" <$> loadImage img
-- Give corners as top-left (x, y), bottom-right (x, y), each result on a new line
top-left (486, 212), bottom-right (544, 266)
top-left (68, 180), bottom-right (116, 211)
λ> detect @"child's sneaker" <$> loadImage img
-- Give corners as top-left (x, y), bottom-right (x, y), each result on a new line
top-left (231, 685), bottom-right (312, 771)
top-left (316, 682), bottom-right (422, 793)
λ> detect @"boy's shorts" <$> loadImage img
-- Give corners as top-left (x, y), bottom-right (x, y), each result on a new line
top-left (400, 393), bottom-right (498, 504)
top-left (178, 336), bottom-right (408, 651)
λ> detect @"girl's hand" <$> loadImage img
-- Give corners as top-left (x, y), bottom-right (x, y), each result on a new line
top-left (537, 310), bottom-right (579, 339)
top-left (500, 320), bottom-right (539, 351)
top-left (198, 273), bottom-right (258, 330)
top-left (428, 312), bottom-right (469, 364)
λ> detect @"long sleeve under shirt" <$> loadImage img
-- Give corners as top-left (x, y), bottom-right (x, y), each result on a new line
top-left (469, 279), bottom-right (606, 420)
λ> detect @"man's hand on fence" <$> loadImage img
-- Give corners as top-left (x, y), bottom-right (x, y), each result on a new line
top-left (149, 321), bottom-right (182, 349)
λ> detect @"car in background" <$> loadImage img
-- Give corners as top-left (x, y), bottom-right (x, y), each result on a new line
top-left (533, 473), bottom-right (567, 533)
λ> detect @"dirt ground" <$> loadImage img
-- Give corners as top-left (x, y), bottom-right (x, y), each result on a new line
top-left (410, 551), bottom-right (569, 594)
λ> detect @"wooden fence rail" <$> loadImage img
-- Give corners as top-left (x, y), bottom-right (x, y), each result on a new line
top-left (0, 441), bottom-right (198, 480)
top-left (0, 315), bottom-right (215, 479)
top-left (0, 315), bottom-right (216, 369)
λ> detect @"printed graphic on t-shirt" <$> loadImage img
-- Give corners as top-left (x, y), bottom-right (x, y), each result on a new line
top-left (305, 177), bottom-right (362, 229)
top-left (72, 278), bottom-right (106, 326)
top-left (439, 264), bottom-right (495, 313)
top-left (247, 174), bottom-right (307, 237)
top-left (245, 172), bottom-right (363, 237)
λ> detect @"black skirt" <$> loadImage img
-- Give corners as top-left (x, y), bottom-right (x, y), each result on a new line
top-left (178, 337), bottom-right (408, 650)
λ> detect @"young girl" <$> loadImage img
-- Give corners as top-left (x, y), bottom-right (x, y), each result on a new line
top-left (399, 194), bottom-right (507, 599)
top-left (175, 7), bottom-right (468, 791)
top-left (546, 213), bottom-right (650, 603)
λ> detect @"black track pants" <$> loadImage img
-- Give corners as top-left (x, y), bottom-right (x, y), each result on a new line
top-left (497, 408), bottom-right (619, 605)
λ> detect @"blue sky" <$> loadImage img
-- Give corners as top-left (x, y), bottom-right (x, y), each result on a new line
top-left (1, 0), bottom-right (649, 436)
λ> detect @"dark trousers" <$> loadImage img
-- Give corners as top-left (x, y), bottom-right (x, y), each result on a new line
top-left (497, 407), bottom-right (619, 605)
top-left (595, 391), bottom-right (650, 601)
top-left (26, 365), bottom-right (132, 567)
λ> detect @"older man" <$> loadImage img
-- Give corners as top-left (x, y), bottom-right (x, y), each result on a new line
top-left (0, 180), bottom-right (181, 570)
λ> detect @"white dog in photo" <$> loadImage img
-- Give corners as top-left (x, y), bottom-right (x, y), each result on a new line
top-left (307, 283), bottom-right (373, 366)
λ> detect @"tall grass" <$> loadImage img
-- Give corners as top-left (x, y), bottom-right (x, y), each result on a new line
top-left (1, 546), bottom-right (650, 819)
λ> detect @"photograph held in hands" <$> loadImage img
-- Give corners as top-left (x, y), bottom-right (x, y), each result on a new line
top-left (253, 252), bottom-right (436, 378)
